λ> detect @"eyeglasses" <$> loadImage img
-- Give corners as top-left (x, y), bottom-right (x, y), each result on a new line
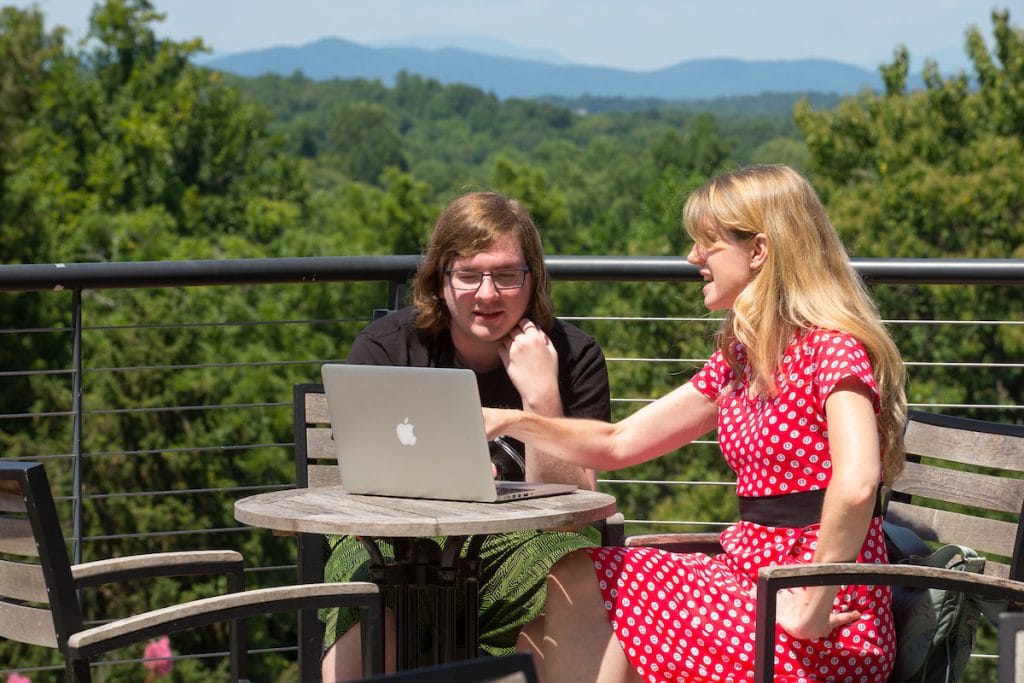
top-left (445, 268), bottom-right (530, 290)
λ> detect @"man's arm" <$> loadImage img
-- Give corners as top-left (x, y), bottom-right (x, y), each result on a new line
top-left (520, 370), bottom-right (594, 488)
top-left (500, 320), bottom-right (610, 489)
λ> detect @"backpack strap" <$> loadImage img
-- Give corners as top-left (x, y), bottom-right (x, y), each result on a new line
top-left (883, 520), bottom-right (933, 561)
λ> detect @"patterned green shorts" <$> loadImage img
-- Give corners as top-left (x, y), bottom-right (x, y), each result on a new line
top-left (322, 529), bottom-right (595, 657)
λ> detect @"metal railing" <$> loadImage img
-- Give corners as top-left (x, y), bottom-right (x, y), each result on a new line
top-left (2, 254), bottom-right (1023, 537)
top-left (1, 255), bottom-right (1021, 677)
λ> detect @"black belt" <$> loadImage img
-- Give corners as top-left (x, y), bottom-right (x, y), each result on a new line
top-left (738, 486), bottom-right (883, 528)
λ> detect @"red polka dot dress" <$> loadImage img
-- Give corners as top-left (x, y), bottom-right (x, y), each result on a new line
top-left (585, 330), bottom-right (896, 682)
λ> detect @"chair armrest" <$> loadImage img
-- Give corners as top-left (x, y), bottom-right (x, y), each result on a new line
top-left (72, 550), bottom-right (244, 589)
top-left (756, 561), bottom-right (1024, 596)
top-left (624, 532), bottom-right (723, 554)
top-left (67, 582), bottom-right (382, 663)
top-left (752, 563), bottom-right (1024, 683)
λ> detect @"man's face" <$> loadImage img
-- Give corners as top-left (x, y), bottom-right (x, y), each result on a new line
top-left (442, 235), bottom-right (532, 351)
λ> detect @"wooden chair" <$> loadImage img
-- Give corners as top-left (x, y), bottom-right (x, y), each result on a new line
top-left (0, 460), bottom-right (383, 682)
top-left (359, 652), bottom-right (539, 682)
top-left (998, 611), bottom-right (1024, 683)
top-left (620, 410), bottom-right (1024, 681)
top-left (293, 382), bottom-right (624, 678)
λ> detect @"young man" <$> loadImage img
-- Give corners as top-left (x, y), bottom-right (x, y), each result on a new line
top-left (321, 191), bottom-right (610, 680)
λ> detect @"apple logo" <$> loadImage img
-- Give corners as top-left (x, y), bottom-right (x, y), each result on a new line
top-left (396, 417), bottom-right (417, 446)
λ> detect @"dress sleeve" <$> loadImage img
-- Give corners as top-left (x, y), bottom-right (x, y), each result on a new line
top-left (811, 331), bottom-right (880, 413)
top-left (691, 349), bottom-right (732, 402)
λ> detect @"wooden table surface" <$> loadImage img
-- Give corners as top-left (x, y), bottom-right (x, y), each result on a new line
top-left (234, 485), bottom-right (618, 538)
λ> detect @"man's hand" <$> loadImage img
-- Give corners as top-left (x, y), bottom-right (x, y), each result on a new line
top-left (494, 319), bottom-right (595, 488)
top-left (498, 319), bottom-right (559, 409)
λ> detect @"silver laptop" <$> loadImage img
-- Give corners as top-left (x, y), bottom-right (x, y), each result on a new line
top-left (320, 364), bottom-right (578, 503)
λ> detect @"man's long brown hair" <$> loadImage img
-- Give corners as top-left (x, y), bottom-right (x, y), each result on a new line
top-left (413, 192), bottom-right (554, 336)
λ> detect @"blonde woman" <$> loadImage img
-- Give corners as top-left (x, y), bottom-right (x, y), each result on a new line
top-left (484, 165), bottom-right (907, 682)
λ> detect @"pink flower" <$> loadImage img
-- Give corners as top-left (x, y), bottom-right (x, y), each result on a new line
top-left (6, 673), bottom-right (31, 683)
top-left (142, 635), bottom-right (173, 677)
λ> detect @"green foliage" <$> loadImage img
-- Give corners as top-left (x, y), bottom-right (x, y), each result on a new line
top-left (795, 9), bottom-right (1024, 422)
top-left (322, 102), bottom-right (406, 183)
top-left (794, 17), bottom-right (1023, 680)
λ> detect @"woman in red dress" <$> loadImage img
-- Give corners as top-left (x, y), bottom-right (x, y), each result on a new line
top-left (484, 164), bottom-right (907, 682)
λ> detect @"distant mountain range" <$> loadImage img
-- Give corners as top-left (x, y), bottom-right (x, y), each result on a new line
top-left (199, 37), bottom-right (907, 100)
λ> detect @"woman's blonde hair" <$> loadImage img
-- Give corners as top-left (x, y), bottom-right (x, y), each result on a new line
top-left (683, 165), bottom-right (907, 483)
top-left (413, 192), bottom-right (554, 336)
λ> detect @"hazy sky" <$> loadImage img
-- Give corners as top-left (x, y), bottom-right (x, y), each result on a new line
top-left (16, 0), bottom-right (1016, 72)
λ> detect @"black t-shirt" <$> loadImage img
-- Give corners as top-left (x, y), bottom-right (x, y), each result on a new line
top-left (345, 307), bottom-right (611, 479)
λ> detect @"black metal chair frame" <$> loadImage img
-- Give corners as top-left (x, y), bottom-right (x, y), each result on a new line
top-left (752, 410), bottom-right (1024, 682)
top-left (621, 410), bottom-right (1024, 682)
top-left (0, 460), bottom-right (384, 682)
top-left (359, 652), bottom-right (540, 682)
top-left (998, 611), bottom-right (1024, 683)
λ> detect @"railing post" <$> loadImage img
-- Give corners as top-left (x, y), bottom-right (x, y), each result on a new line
top-left (387, 279), bottom-right (407, 311)
top-left (71, 288), bottom-right (84, 565)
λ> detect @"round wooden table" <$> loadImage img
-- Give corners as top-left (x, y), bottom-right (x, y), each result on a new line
top-left (235, 486), bottom-right (617, 670)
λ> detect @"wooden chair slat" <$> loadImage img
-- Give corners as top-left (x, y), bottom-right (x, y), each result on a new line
top-left (623, 532), bottom-right (723, 554)
top-left (0, 557), bottom-right (49, 602)
top-left (305, 427), bottom-right (336, 463)
top-left (0, 485), bottom-right (25, 513)
top-left (0, 516), bottom-right (37, 556)
top-left (0, 600), bottom-right (57, 647)
top-left (891, 460), bottom-right (1024, 514)
top-left (905, 418), bottom-right (1024, 471)
top-left (307, 464), bottom-right (340, 489)
top-left (305, 392), bottom-right (331, 424)
top-left (885, 500), bottom-right (1015, 572)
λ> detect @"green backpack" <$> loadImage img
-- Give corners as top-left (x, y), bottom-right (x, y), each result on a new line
top-left (884, 522), bottom-right (1004, 683)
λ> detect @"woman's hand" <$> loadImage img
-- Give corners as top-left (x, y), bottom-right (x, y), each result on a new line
top-left (482, 406), bottom-right (516, 441)
top-left (774, 585), bottom-right (860, 641)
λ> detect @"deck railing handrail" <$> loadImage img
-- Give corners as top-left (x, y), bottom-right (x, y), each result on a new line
top-left (2, 255), bottom-right (1024, 292)
top-left (1, 254), bottom-right (1021, 677)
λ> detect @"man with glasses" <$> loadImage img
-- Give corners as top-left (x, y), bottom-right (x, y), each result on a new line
top-left (321, 191), bottom-right (611, 680)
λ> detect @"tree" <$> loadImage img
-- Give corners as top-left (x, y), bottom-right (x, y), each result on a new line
top-left (795, 15), bottom-right (1022, 679)
top-left (323, 102), bottom-right (406, 184)
top-left (0, 5), bottom-right (73, 263)
top-left (794, 10), bottom-right (1023, 418)
top-left (0, 2), bottom-right (322, 676)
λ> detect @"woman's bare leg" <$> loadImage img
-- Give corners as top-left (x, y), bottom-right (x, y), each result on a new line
top-left (541, 550), bottom-right (642, 683)
top-left (516, 614), bottom-right (547, 681)
top-left (321, 607), bottom-right (396, 682)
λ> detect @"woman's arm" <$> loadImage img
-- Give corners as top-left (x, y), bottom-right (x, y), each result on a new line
top-left (484, 380), bottom-right (719, 472)
top-left (775, 378), bottom-right (882, 639)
